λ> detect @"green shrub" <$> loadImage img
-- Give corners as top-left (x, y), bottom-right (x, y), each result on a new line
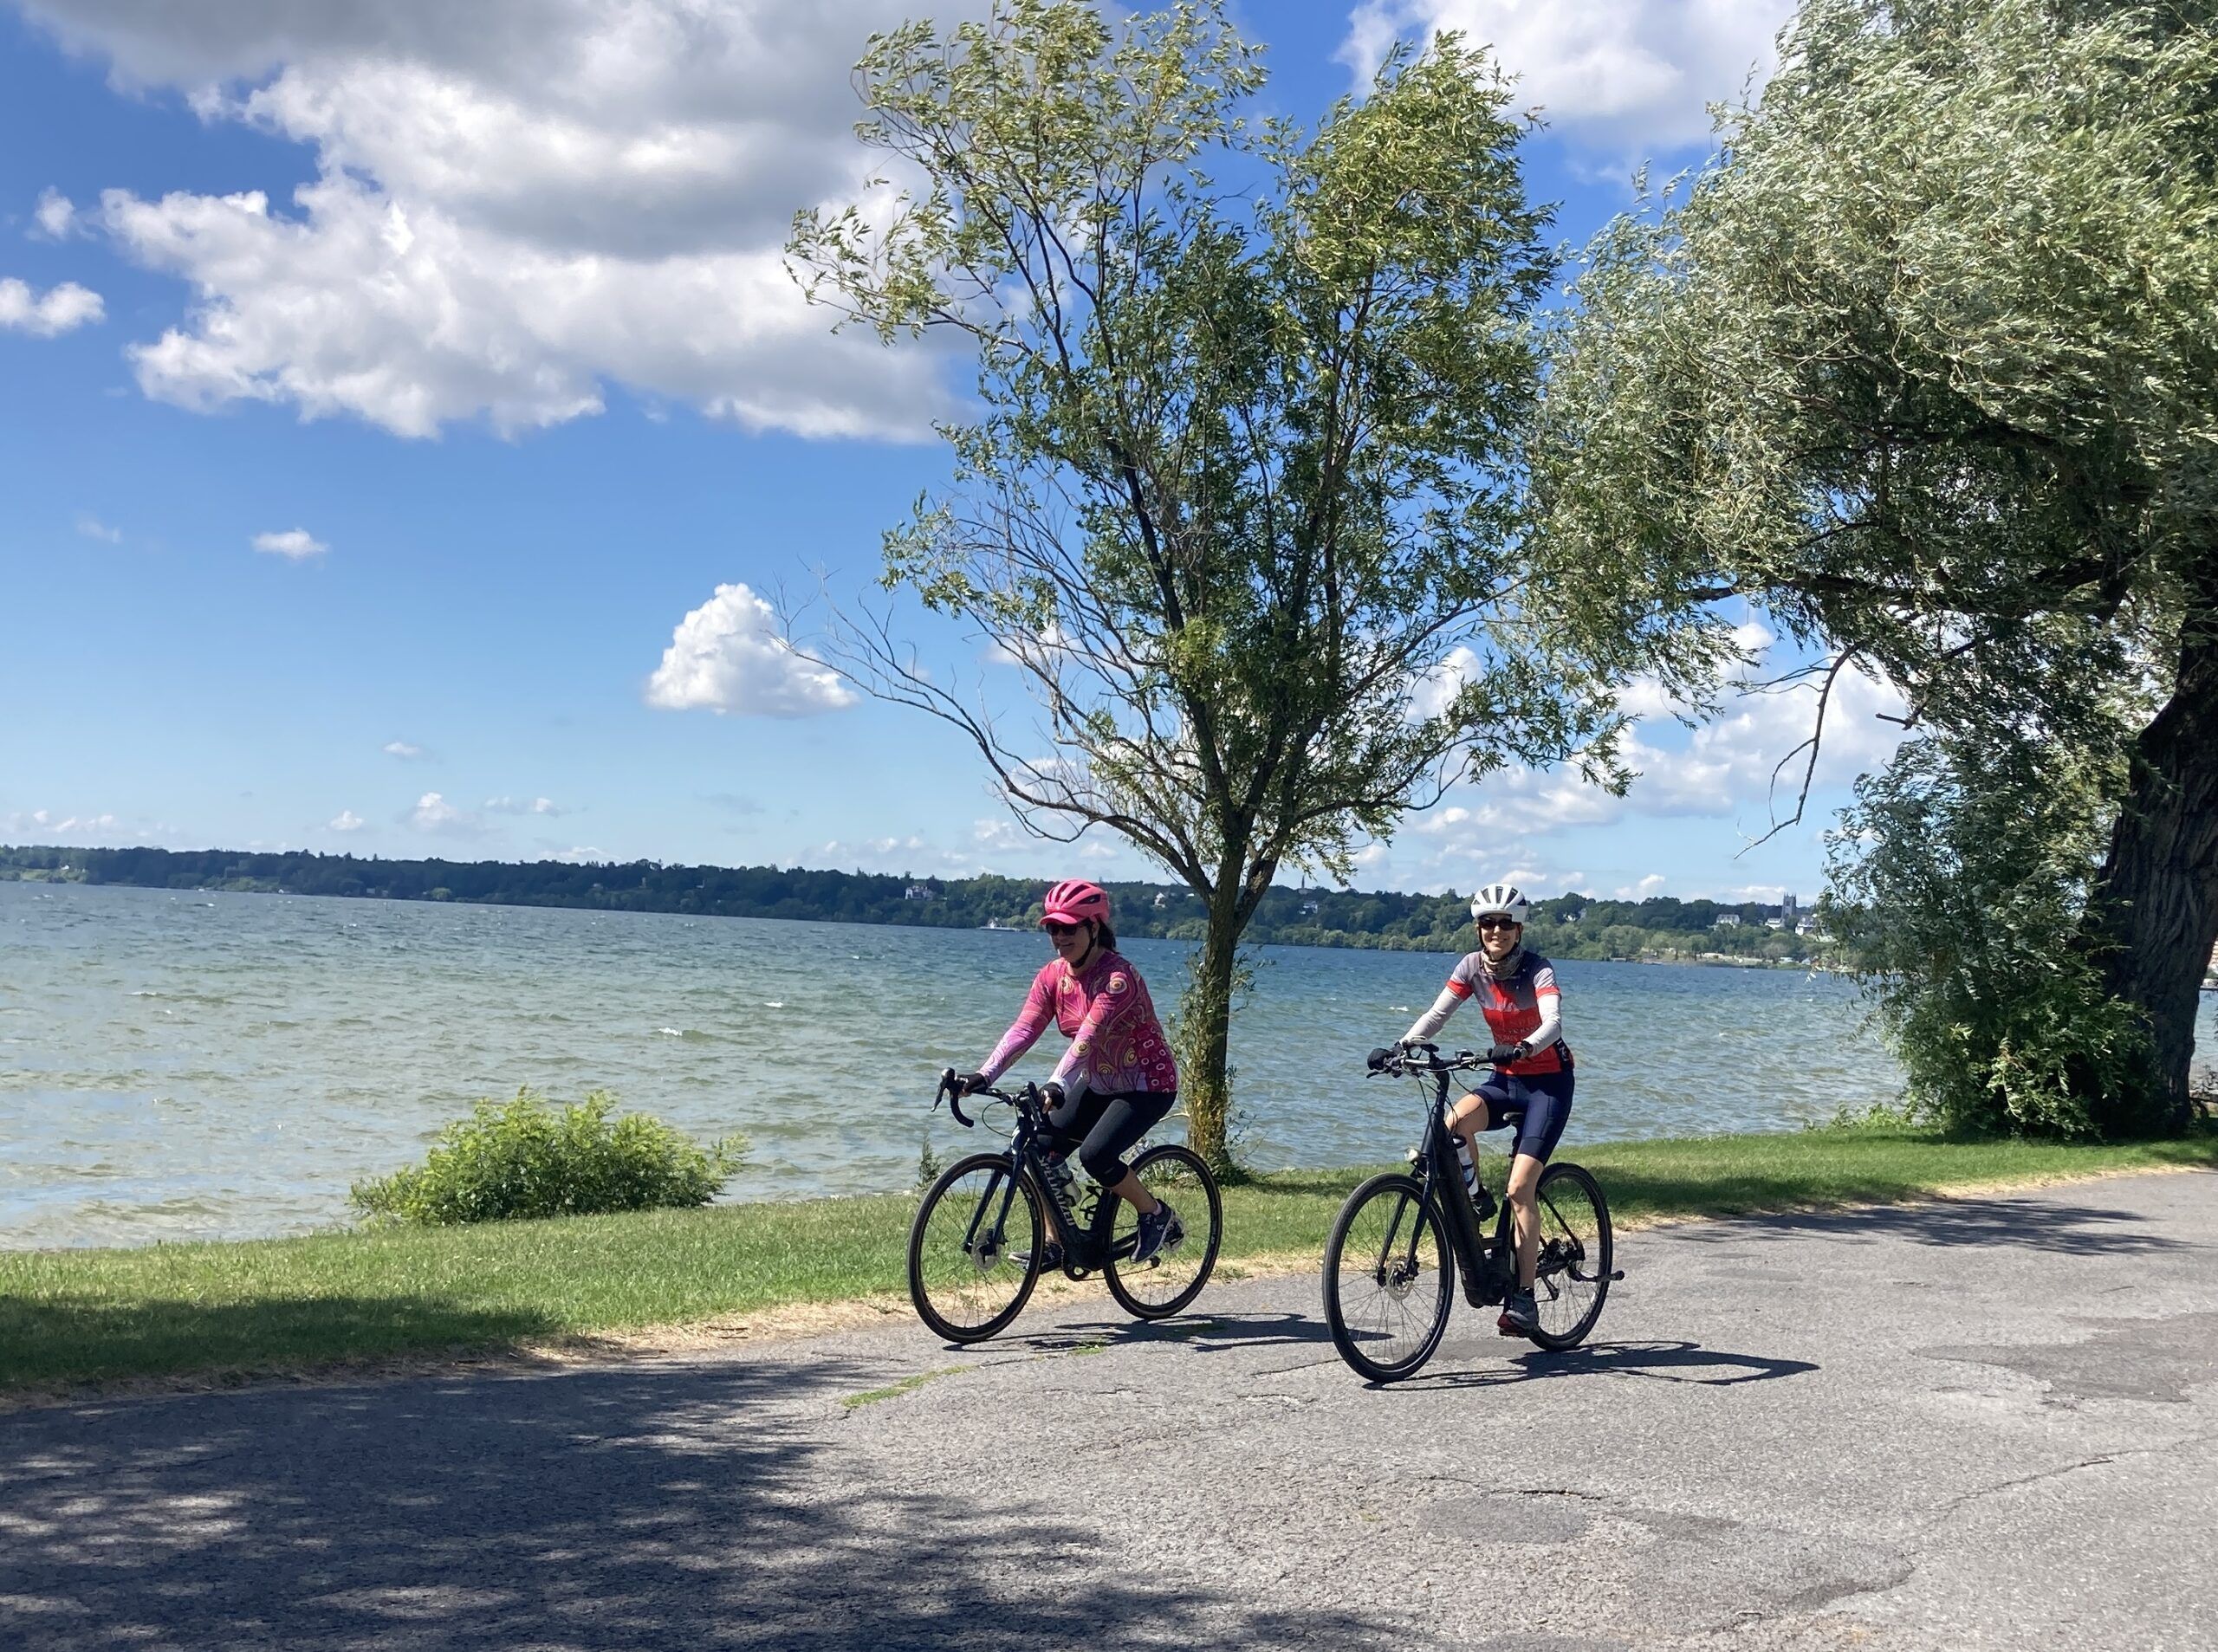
top-left (351, 1089), bottom-right (748, 1225)
top-left (1825, 735), bottom-right (2164, 1140)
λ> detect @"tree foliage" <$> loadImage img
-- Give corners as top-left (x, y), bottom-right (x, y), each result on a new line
top-left (1536, 0), bottom-right (2218, 1133)
top-left (788, 1), bottom-right (1715, 1170)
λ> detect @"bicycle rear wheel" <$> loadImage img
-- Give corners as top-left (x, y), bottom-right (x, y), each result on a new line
top-left (908, 1153), bottom-right (1043, 1344)
top-left (1528, 1161), bottom-right (1612, 1351)
top-left (1103, 1143), bottom-right (1221, 1319)
top-left (1321, 1173), bottom-right (1453, 1383)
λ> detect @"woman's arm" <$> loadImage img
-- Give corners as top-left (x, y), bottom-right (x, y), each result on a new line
top-left (977, 967), bottom-right (1057, 1085)
top-left (1523, 963), bottom-right (1564, 1053)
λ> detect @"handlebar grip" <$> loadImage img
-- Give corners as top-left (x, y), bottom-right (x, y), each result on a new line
top-left (950, 1092), bottom-right (973, 1128)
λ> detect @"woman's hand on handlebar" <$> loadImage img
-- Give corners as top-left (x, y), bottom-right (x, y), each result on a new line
top-left (954, 1071), bottom-right (990, 1097)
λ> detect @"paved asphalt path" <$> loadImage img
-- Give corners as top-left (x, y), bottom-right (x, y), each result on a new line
top-left (3, 1170), bottom-right (2214, 1652)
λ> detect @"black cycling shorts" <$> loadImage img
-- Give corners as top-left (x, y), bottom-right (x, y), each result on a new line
top-left (1473, 1066), bottom-right (1574, 1164)
top-left (1044, 1088), bottom-right (1176, 1186)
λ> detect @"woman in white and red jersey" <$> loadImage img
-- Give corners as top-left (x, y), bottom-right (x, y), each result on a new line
top-left (954, 879), bottom-right (1184, 1267)
top-left (1398, 881), bottom-right (1573, 1338)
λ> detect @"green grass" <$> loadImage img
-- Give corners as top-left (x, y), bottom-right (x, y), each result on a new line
top-left (4, 1124), bottom-right (2212, 1394)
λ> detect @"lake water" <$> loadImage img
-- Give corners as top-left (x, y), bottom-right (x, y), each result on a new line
top-left (4, 882), bottom-right (2211, 1248)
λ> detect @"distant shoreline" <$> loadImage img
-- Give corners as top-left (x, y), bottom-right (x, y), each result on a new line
top-left (2, 865), bottom-right (1833, 973)
top-left (1, 843), bottom-right (1832, 970)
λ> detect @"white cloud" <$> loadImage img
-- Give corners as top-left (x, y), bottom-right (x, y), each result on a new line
top-left (33, 189), bottom-right (77, 239)
top-left (26, 0), bottom-right (970, 438)
top-left (75, 513), bottom-right (124, 543)
top-left (484, 795), bottom-right (563, 815)
top-left (252, 527), bottom-right (328, 559)
top-left (406, 791), bottom-right (483, 835)
top-left (2, 807), bottom-right (134, 842)
top-left (1406, 644), bottom-right (1484, 722)
top-left (0, 275), bottom-right (104, 335)
top-left (1340, 0), bottom-right (1792, 156)
top-left (646, 581), bottom-right (856, 717)
top-left (329, 809), bottom-right (364, 831)
top-left (1616, 872), bottom-right (1670, 900)
top-left (381, 740), bottom-right (423, 759)
top-left (538, 845), bottom-right (606, 863)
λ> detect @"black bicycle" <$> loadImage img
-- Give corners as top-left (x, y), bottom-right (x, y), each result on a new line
top-left (1321, 1043), bottom-right (1618, 1383)
top-left (907, 1068), bottom-right (1222, 1344)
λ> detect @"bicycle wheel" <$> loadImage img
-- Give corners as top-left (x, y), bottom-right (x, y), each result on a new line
top-left (908, 1153), bottom-right (1044, 1344)
top-left (1103, 1143), bottom-right (1222, 1319)
top-left (1321, 1173), bottom-right (1454, 1383)
top-left (1528, 1161), bottom-right (1612, 1351)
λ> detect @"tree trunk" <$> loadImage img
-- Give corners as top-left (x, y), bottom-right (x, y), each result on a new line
top-left (1176, 875), bottom-right (1248, 1180)
top-left (2085, 580), bottom-right (2218, 1132)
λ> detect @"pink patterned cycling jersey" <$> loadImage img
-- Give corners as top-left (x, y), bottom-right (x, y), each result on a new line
top-left (977, 949), bottom-right (1179, 1099)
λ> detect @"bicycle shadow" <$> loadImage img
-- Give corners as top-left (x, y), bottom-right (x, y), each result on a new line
top-left (1008, 1309), bottom-right (1337, 1357)
top-left (1398, 1338), bottom-right (1818, 1391)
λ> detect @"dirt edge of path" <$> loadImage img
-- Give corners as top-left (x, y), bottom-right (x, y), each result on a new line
top-left (5, 1162), bottom-right (2206, 1414)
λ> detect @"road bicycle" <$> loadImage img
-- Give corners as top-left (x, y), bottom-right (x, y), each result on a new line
top-left (1320, 1043), bottom-right (1618, 1383)
top-left (907, 1068), bottom-right (1222, 1344)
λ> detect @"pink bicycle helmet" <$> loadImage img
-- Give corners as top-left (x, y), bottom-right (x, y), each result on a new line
top-left (1040, 878), bottom-right (1111, 927)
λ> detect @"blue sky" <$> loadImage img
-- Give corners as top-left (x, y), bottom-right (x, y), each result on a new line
top-left (0, 0), bottom-right (1898, 904)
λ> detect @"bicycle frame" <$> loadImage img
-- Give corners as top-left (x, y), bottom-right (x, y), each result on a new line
top-left (944, 1076), bottom-right (1136, 1280)
top-left (1409, 1060), bottom-right (1515, 1309)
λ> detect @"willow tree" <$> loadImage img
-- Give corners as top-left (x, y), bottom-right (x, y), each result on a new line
top-left (789, 1), bottom-right (1714, 1172)
top-left (1536, 0), bottom-right (2218, 1133)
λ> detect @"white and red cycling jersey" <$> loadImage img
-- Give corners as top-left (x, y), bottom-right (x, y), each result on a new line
top-left (978, 949), bottom-right (1178, 1101)
top-left (1401, 948), bottom-right (1570, 1076)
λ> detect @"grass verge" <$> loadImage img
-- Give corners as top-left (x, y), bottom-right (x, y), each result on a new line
top-left (4, 1124), bottom-right (2213, 1395)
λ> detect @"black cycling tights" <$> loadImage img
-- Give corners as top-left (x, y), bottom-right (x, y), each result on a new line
top-left (1043, 1089), bottom-right (1177, 1186)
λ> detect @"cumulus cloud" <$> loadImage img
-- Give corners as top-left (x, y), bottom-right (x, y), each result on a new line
top-left (23, 0), bottom-right (971, 438)
top-left (646, 581), bottom-right (856, 717)
top-left (1340, 0), bottom-right (1791, 156)
top-left (33, 188), bottom-right (77, 239)
top-left (1406, 644), bottom-right (1485, 723)
top-left (75, 513), bottom-right (124, 543)
top-left (4, 808), bottom-right (120, 836)
top-left (381, 740), bottom-right (423, 759)
top-left (484, 795), bottom-right (563, 815)
top-left (328, 809), bottom-right (364, 831)
top-left (0, 275), bottom-right (104, 335)
top-left (252, 527), bottom-right (327, 559)
top-left (406, 791), bottom-right (483, 835)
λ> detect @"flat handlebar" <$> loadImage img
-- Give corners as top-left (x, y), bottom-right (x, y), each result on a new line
top-left (1365, 1042), bottom-right (1487, 1078)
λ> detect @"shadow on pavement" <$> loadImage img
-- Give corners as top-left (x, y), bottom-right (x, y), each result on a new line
top-left (1010, 1308), bottom-right (1336, 1357)
top-left (0, 1352), bottom-right (1405, 1651)
top-left (1664, 1191), bottom-right (2191, 1255)
top-left (1404, 1338), bottom-right (1818, 1392)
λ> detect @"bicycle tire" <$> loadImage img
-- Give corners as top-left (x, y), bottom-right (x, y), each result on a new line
top-left (1321, 1172), bottom-right (1455, 1383)
top-left (1103, 1143), bottom-right (1222, 1319)
top-left (907, 1152), bottom-right (1044, 1344)
top-left (1527, 1161), bottom-right (1612, 1351)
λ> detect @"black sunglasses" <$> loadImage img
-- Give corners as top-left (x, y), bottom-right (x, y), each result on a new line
top-left (1475, 916), bottom-right (1521, 930)
top-left (1045, 920), bottom-right (1086, 937)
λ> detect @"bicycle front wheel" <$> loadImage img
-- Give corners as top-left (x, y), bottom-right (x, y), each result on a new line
top-left (1529, 1161), bottom-right (1612, 1351)
top-left (1321, 1173), bottom-right (1453, 1383)
top-left (908, 1153), bottom-right (1043, 1344)
top-left (1103, 1143), bottom-right (1222, 1319)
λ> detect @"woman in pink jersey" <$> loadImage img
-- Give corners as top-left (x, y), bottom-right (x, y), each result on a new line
top-left (1396, 880), bottom-right (1573, 1339)
top-left (955, 879), bottom-right (1184, 1265)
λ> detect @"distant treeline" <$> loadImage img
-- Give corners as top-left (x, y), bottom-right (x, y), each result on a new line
top-left (0, 845), bottom-right (1820, 963)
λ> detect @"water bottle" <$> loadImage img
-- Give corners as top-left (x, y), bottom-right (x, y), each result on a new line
top-left (1455, 1135), bottom-right (1496, 1221)
top-left (1042, 1153), bottom-right (1078, 1213)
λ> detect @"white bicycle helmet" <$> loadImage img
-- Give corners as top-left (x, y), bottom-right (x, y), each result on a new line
top-left (1469, 883), bottom-right (1530, 925)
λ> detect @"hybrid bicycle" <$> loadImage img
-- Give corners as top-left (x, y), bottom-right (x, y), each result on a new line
top-left (907, 1068), bottom-right (1222, 1344)
top-left (1321, 1043), bottom-right (1618, 1383)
